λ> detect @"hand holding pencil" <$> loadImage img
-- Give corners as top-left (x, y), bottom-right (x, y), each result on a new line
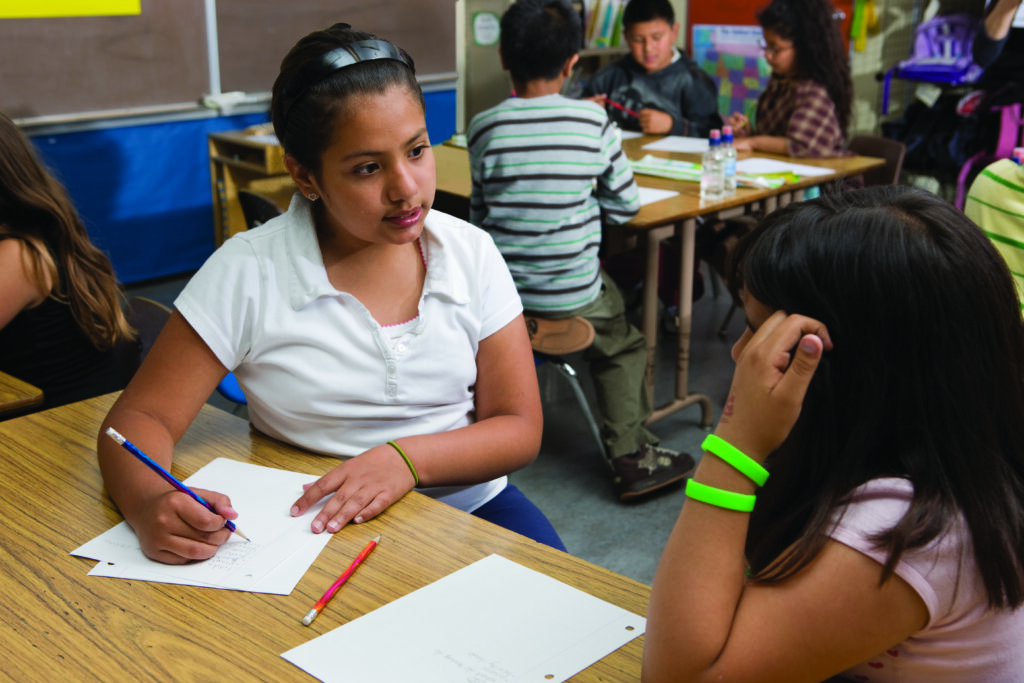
top-left (104, 427), bottom-right (248, 563)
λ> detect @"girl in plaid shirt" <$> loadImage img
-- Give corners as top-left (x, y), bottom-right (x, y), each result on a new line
top-left (727, 0), bottom-right (854, 159)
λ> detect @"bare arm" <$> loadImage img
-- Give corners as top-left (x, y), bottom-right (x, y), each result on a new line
top-left (0, 239), bottom-right (48, 330)
top-left (97, 312), bottom-right (236, 564)
top-left (984, 0), bottom-right (1023, 40)
top-left (290, 314), bottom-right (543, 533)
top-left (643, 312), bottom-right (928, 682)
top-left (733, 135), bottom-right (790, 155)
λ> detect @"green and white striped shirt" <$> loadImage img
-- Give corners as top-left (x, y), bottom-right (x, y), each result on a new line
top-left (965, 159), bottom-right (1024, 309)
top-left (468, 94), bottom-right (640, 312)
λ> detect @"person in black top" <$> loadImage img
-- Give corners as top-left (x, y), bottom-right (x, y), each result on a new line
top-left (0, 112), bottom-right (133, 415)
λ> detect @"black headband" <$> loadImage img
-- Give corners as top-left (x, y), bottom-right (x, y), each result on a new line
top-left (280, 38), bottom-right (413, 131)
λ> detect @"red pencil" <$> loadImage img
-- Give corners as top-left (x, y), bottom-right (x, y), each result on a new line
top-left (301, 534), bottom-right (381, 626)
top-left (603, 97), bottom-right (639, 118)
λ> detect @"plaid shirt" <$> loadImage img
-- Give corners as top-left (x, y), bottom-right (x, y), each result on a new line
top-left (755, 76), bottom-right (847, 158)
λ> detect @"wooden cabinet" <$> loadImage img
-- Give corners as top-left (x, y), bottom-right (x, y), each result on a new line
top-left (207, 130), bottom-right (296, 245)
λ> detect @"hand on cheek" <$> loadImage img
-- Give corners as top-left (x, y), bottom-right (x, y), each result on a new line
top-left (717, 312), bottom-right (831, 460)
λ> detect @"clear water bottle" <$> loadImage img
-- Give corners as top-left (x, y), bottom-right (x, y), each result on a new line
top-left (721, 125), bottom-right (737, 195)
top-left (700, 129), bottom-right (724, 200)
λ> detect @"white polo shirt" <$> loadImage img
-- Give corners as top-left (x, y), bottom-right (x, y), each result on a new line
top-left (176, 195), bottom-right (522, 512)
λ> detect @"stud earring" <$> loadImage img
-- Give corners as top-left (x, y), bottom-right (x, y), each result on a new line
top-left (307, 193), bottom-right (318, 201)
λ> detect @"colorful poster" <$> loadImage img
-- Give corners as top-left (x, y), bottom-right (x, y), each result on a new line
top-left (691, 24), bottom-right (771, 125)
top-left (0, 1), bottom-right (141, 19)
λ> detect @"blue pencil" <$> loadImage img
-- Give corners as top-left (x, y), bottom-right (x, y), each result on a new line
top-left (105, 427), bottom-right (250, 541)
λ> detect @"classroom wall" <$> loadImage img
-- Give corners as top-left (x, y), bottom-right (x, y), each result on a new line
top-left (29, 90), bottom-right (457, 285)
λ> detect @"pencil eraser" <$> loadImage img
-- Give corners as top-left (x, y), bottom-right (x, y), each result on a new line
top-left (301, 609), bottom-right (318, 626)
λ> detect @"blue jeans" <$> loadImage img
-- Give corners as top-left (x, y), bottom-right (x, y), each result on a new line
top-left (472, 484), bottom-right (566, 551)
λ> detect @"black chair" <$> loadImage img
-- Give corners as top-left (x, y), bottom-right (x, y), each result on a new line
top-left (847, 135), bottom-right (906, 187)
top-left (237, 190), bottom-right (285, 229)
top-left (115, 296), bottom-right (172, 383)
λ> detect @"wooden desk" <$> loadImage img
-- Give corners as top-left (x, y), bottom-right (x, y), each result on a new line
top-left (434, 140), bottom-right (884, 426)
top-left (0, 370), bottom-right (43, 417)
top-left (0, 394), bottom-right (648, 681)
top-left (208, 130), bottom-right (295, 246)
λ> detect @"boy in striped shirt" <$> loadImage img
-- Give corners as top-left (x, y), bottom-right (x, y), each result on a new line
top-left (468, 0), bottom-right (695, 501)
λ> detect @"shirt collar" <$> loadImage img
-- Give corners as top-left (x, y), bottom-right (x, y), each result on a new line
top-left (284, 195), bottom-right (469, 309)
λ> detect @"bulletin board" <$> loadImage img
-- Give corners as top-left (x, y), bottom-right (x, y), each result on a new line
top-left (0, 0), bottom-right (209, 120)
top-left (215, 0), bottom-right (456, 94)
top-left (692, 25), bottom-right (771, 124)
top-left (0, 0), bottom-right (456, 122)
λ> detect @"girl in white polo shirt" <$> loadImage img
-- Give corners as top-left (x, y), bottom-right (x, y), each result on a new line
top-left (97, 23), bottom-right (564, 564)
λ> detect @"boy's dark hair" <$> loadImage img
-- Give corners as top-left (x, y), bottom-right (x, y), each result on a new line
top-left (270, 23), bottom-right (423, 174)
top-left (500, 0), bottom-right (581, 83)
top-left (730, 185), bottom-right (1024, 610)
top-left (623, 0), bottom-right (675, 28)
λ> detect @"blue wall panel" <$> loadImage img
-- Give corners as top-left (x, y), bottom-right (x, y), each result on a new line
top-left (30, 88), bottom-right (457, 285)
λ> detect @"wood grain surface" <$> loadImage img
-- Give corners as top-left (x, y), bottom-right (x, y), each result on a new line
top-left (0, 394), bottom-right (648, 681)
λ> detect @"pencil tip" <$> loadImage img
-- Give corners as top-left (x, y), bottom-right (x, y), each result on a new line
top-left (235, 529), bottom-right (251, 542)
top-left (373, 534), bottom-right (381, 542)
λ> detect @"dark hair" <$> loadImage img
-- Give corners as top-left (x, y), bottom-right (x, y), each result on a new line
top-left (500, 0), bottom-right (581, 83)
top-left (756, 0), bottom-right (853, 137)
top-left (0, 112), bottom-right (132, 349)
top-left (728, 185), bottom-right (1024, 609)
top-left (623, 0), bottom-right (675, 28)
top-left (270, 23), bottom-right (423, 174)
top-left (618, 0), bottom-right (675, 27)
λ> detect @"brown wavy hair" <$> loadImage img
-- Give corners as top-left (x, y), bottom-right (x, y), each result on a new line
top-left (0, 112), bottom-right (133, 349)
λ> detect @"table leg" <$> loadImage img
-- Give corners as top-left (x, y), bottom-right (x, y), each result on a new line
top-left (642, 220), bottom-right (714, 428)
top-left (642, 224), bottom-right (675, 399)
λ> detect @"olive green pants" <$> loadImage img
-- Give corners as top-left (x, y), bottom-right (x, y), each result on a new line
top-left (531, 270), bottom-right (658, 459)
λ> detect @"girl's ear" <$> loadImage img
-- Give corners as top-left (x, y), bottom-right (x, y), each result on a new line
top-left (285, 154), bottom-right (319, 198)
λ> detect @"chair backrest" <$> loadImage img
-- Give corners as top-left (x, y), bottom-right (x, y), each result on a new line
top-left (237, 191), bottom-right (284, 229)
top-left (115, 297), bottom-right (172, 383)
top-left (847, 135), bottom-right (906, 186)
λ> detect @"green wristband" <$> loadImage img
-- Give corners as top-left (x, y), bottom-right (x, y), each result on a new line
top-left (387, 440), bottom-right (419, 487)
top-left (702, 434), bottom-right (769, 487)
top-left (685, 479), bottom-right (756, 512)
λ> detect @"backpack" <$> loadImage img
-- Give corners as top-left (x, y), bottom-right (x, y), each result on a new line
top-left (882, 13), bottom-right (985, 113)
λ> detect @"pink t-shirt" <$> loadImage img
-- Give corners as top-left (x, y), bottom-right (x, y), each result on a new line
top-left (830, 478), bottom-right (1024, 682)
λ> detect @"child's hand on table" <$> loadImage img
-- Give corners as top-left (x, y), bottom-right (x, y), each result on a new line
top-left (638, 108), bottom-right (673, 134)
top-left (132, 487), bottom-right (237, 564)
top-left (290, 444), bottom-right (418, 533)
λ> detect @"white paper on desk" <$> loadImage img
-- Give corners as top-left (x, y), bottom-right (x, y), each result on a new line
top-left (736, 157), bottom-right (835, 177)
top-left (638, 186), bottom-right (679, 206)
top-left (642, 135), bottom-right (709, 154)
top-left (70, 458), bottom-right (332, 594)
top-left (282, 554), bottom-right (645, 683)
top-left (618, 129), bottom-right (643, 140)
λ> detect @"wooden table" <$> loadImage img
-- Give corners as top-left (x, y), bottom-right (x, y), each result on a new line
top-left (0, 370), bottom-right (43, 418)
top-left (0, 394), bottom-right (648, 681)
top-left (208, 129), bottom-right (295, 246)
top-left (434, 139), bottom-right (884, 426)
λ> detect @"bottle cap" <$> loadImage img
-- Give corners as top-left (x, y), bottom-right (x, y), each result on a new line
top-left (709, 129), bottom-right (721, 144)
top-left (1014, 147), bottom-right (1024, 165)
top-left (723, 125), bottom-right (733, 135)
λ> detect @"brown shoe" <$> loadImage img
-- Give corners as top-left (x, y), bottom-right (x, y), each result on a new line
top-left (525, 316), bottom-right (595, 355)
top-left (611, 444), bottom-right (695, 501)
